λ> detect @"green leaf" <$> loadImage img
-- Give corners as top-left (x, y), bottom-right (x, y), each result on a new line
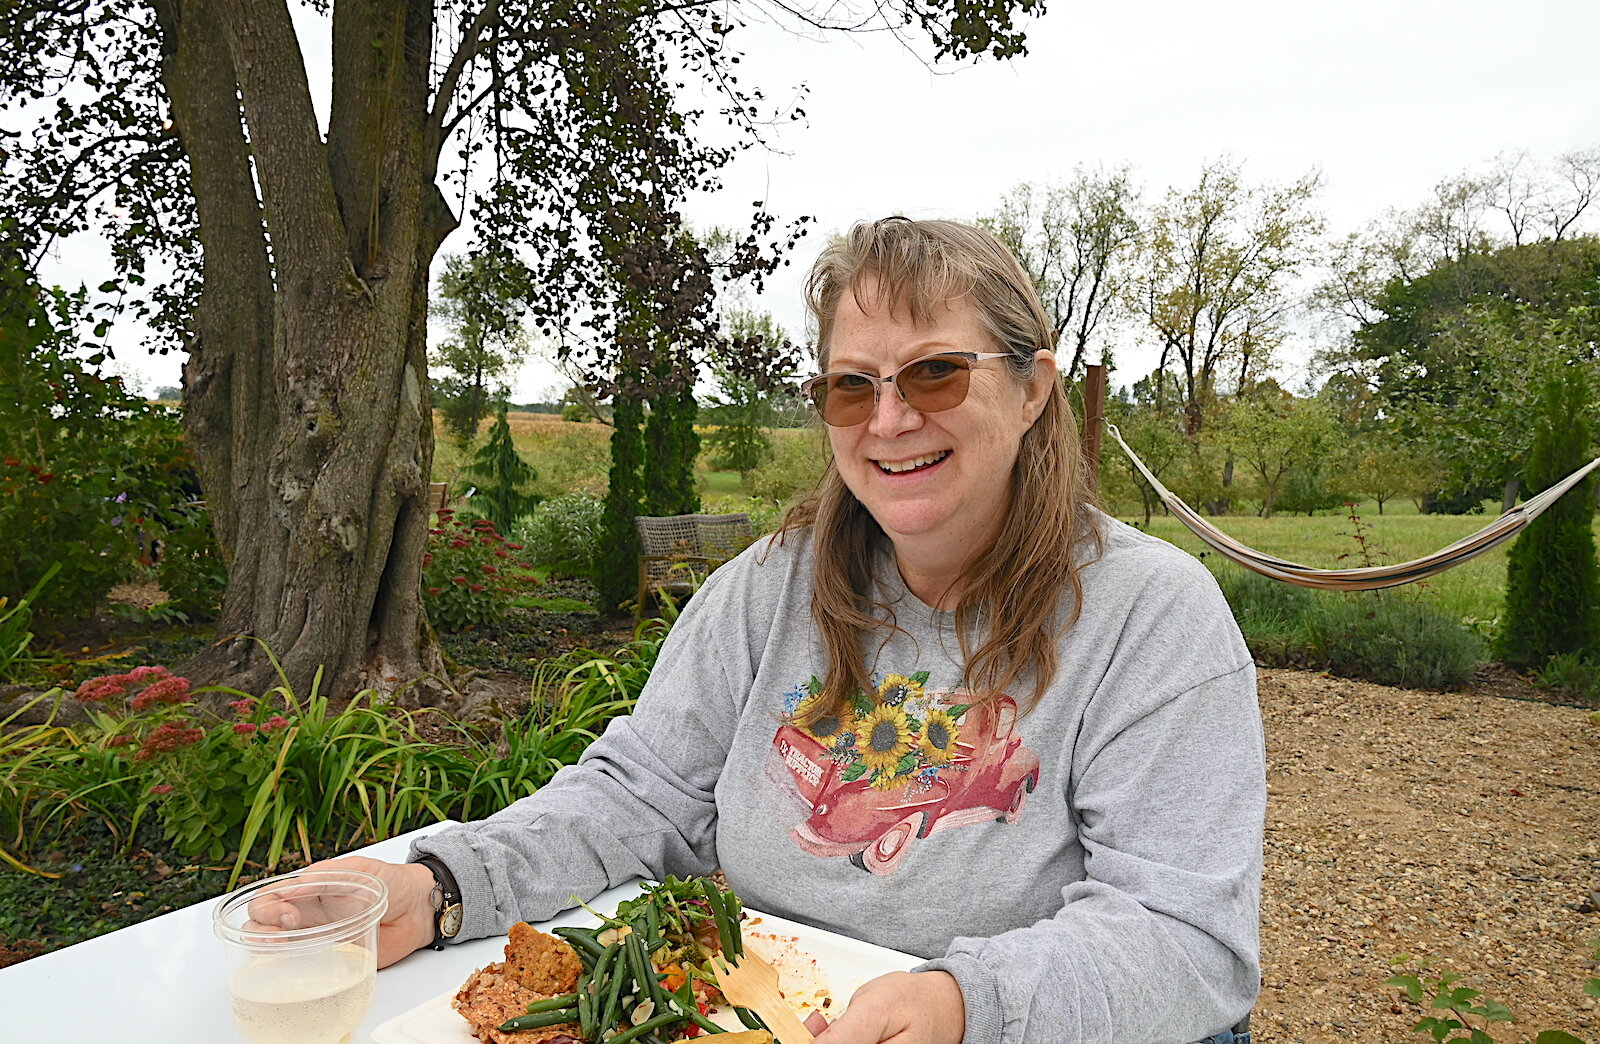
top-left (1388, 974), bottom-right (1425, 1003)
top-left (894, 752), bottom-right (919, 774)
top-left (1471, 998), bottom-right (1513, 1023)
top-left (909, 671), bottom-right (931, 685)
top-left (841, 762), bottom-right (867, 782)
top-left (1532, 1033), bottom-right (1587, 1044)
top-left (1584, 978), bottom-right (1600, 1000)
top-left (806, 676), bottom-right (823, 696)
top-left (945, 703), bottom-right (972, 719)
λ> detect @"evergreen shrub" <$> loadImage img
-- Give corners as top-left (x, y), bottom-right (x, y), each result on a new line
top-left (1496, 371), bottom-right (1600, 669)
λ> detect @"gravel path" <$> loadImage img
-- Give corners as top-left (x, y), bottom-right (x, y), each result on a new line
top-left (1255, 667), bottom-right (1600, 1042)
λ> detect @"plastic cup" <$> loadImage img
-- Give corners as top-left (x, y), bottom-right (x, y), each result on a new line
top-left (213, 868), bottom-right (388, 1044)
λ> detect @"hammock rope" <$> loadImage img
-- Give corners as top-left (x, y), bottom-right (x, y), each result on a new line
top-left (1105, 423), bottom-right (1600, 591)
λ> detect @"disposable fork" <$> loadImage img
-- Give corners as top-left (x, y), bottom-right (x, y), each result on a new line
top-left (707, 949), bottom-right (815, 1044)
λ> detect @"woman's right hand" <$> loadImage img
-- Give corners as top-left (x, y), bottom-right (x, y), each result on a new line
top-left (245, 856), bottom-right (440, 968)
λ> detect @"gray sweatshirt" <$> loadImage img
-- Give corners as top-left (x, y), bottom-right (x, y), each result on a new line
top-left (413, 514), bottom-right (1265, 1044)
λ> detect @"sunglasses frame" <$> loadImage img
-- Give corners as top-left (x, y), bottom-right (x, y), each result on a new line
top-left (799, 351), bottom-right (1018, 426)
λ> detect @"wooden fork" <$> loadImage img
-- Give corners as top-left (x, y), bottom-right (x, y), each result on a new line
top-left (707, 950), bottom-right (815, 1044)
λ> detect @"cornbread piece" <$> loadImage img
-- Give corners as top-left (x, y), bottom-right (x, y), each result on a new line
top-left (453, 925), bottom-right (581, 1044)
top-left (505, 921), bottom-right (583, 994)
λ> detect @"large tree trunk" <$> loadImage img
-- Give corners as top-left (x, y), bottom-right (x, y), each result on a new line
top-left (160, 0), bottom-right (451, 704)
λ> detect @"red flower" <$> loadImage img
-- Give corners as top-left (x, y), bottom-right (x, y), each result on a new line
top-left (262, 716), bottom-right (291, 732)
top-left (130, 677), bottom-right (191, 711)
top-left (494, 549), bottom-right (511, 559)
top-left (451, 575), bottom-right (467, 584)
top-left (128, 666), bottom-right (171, 682)
top-left (481, 564), bottom-right (499, 575)
top-left (37, 473), bottom-right (54, 484)
top-left (135, 722), bottom-right (205, 761)
top-left (468, 583), bottom-right (486, 593)
top-left (427, 586), bottom-right (442, 596)
top-left (422, 553), bottom-right (434, 566)
top-left (449, 538), bottom-right (469, 549)
top-left (505, 543), bottom-right (525, 551)
top-left (428, 529), bottom-right (445, 536)
top-left (228, 699), bottom-right (255, 717)
top-left (232, 722), bottom-right (258, 735)
top-left (76, 673), bottom-right (134, 703)
top-left (150, 784), bottom-right (175, 795)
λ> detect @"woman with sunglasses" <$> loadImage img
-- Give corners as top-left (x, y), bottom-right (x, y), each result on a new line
top-left (302, 218), bottom-right (1263, 1044)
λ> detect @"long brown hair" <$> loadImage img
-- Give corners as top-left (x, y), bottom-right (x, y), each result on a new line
top-left (776, 217), bottom-right (1103, 722)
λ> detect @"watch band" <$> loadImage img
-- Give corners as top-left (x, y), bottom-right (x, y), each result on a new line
top-left (415, 854), bottom-right (463, 951)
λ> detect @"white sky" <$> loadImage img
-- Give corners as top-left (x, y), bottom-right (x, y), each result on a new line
top-left (36, 0), bottom-right (1600, 400)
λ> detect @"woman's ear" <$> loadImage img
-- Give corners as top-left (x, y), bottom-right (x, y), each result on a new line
top-left (1024, 349), bottom-right (1057, 422)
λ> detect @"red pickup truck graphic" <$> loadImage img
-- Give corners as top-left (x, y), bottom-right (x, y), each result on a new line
top-left (775, 693), bottom-right (1040, 875)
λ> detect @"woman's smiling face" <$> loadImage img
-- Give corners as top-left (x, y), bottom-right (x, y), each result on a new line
top-left (823, 289), bottom-right (1055, 557)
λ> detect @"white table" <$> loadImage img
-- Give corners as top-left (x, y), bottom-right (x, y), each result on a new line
top-left (0, 821), bottom-right (651, 1041)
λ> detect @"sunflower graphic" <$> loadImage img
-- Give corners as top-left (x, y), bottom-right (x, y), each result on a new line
top-left (869, 767), bottom-right (910, 792)
top-left (856, 703), bottom-right (914, 773)
top-left (918, 708), bottom-right (960, 765)
top-left (875, 673), bottom-right (923, 708)
top-left (795, 699), bottom-right (851, 746)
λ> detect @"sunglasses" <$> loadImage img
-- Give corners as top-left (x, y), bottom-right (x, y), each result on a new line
top-left (799, 351), bottom-right (1018, 427)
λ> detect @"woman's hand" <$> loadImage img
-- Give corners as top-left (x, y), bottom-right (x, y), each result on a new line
top-left (809, 970), bottom-right (966, 1044)
top-left (244, 856), bottom-right (439, 968)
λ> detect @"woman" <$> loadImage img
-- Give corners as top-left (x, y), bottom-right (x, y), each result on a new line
top-left (323, 218), bottom-right (1264, 1044)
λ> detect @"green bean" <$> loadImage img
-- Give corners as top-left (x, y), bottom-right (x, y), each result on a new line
top-left (496, 1008), bottom-right (579, 1032)
top-left (577, 976), bottom-right (594, 1041)
top-left (700, 878), bottom-right (736, 958)
top-left (599, 947), bottom-right (633, 1038)
top-left (735, 1007), bottom-right (768, 1032)
top-left (523, 992), bottom-right (578, 1014)
top-left (553, 925), bottom-right (607, 958)
top-left (644, 901), bottom-right (660, 953)
top-left (608, 1010), bottom-right (688, 1044)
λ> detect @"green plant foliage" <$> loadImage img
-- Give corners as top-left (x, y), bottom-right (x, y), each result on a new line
top-left (0, 255), bottom-right (198, 623)
top-left (1311, 593), bottom-right (1485, 689)
top-left (422, 510), bottom-right (538, 632)
top-left (153, 502), bottom-right (227, 621)
top-left (0, 563), bottom-right (59, 684)
top-left (644, 376), bottom-right (701, 517)
top-left (746, 429), bottom-right (829, 509)
top-left (0, 620), bottom-right (671, 886)
top-left (513, 492), bottom-right (605, 580)
top-left (1497, 371), bottom-right (1600, 670)
top-left (1532, 652), bottom-right (1600, 704)
top-left (600, 392), bottom-right (647, 612)
top-left (1387, 955), bottom-right (1593, 1044)
top-left (464, 405), bottom-right (543, 536)
top-left (1211, 564), bottom-right (1317, 665)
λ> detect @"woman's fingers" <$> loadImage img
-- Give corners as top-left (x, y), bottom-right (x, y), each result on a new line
top-left (240, 856), bottom-right (439, 967)
top-left (804, 1010), bottom-right (831, 1036)
top-left (811, 971), bottom-right (965, 1044)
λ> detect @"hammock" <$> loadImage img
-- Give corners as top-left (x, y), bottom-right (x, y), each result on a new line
top-left (1105, 423), bottom-right (1600, 591)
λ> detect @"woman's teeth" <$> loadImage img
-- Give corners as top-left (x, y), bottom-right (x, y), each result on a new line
top-left (876, 450), bottom-right (950, 474)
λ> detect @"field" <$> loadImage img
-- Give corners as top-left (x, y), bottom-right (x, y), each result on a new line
top-left (438, 411), bottom-right (1600, 628)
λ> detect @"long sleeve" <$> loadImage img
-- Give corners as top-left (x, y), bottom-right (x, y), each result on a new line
top-left (409, 566), bottom-right (749, 941)
top-left (918, 586), bottom-right (1264, 1044)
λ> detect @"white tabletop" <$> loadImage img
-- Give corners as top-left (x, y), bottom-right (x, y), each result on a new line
top-left (0, 821), bottom-right (652, 1042)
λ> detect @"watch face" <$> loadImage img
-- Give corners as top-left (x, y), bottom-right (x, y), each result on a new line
top-left (439, 902), bottom-right (464, 939)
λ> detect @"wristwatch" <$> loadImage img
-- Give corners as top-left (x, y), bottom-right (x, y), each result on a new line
top-left (416, 854), bottom-right (463, 950)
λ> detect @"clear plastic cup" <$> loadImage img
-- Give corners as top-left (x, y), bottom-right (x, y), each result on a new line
top-left (213, 868), bottom-right (388, 1044)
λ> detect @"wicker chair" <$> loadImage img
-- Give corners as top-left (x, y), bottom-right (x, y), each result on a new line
top-left (633, 512), bottom-right (754, 616)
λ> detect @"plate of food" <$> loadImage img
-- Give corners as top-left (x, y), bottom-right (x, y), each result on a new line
top-left (372, 876), bottom-right (921, 1044)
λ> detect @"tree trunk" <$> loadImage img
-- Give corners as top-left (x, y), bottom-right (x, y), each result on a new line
top-left (163, 0), bottom-right (451, 704)
top-left (1502, 475), bottom-right (1521, 513)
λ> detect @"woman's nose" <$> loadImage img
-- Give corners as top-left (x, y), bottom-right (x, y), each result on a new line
top-left (868, 380), bottom-right (922, 437)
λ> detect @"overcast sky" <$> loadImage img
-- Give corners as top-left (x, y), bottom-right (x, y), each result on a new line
top-left (37, 0), bottom-right (1600, 400)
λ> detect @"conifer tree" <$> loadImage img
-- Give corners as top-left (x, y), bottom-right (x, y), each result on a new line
top-left (465, 405), bottom-right (540, 536)
top-left (1497, 370), bottom-right (1600, 668)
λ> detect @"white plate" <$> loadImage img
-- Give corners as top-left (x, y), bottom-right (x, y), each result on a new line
top-left (372, 907), bottom-right (921, 1043)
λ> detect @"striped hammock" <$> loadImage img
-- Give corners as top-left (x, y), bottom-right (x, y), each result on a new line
top-left (1105, 423), bottom-right (1600, 591)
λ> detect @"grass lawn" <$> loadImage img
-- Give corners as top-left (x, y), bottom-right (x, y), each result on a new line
top-left (699, 469), bottom-right (744, 496)
top-left (1118, 503), bottom-right (1600, 627)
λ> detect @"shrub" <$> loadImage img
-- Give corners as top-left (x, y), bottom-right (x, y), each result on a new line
top-left (1533, 652), bottom-right (1600, 704)
top-left (422, 509), bottom-right (538, 631)
top-left (1497, 371), bottom-right (1600, 670)
top-left (153, 502), bottom-right (227, 621)
top-left (1310, 593), bottom-right (1485, 690)
top-left (1212, 565), bottom-right (1318, 666)
top-left (464, 405), bottom-right (541, 535)
top-left (512, 492), bottom-right (605, 579)
top-left (0, 258), bottom-right (197, 623)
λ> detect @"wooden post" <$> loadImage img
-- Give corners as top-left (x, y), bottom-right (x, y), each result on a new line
top-left (1081, 363), bottom-right (1106, 486)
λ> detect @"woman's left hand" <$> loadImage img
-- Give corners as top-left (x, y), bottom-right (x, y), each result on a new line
top-left (808, 970), bottom-right (966, 1044)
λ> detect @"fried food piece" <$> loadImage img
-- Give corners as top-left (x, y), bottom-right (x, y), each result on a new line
top-left (453, 924), bottom-right (582, 1044)
top-left (505, 921), bottom-right (583, 994)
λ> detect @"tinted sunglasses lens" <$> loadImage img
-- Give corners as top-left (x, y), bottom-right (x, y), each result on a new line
top-left (898, 356), bottom-right (973, 413)
top-left (815, 374), bottom-right (876, 426)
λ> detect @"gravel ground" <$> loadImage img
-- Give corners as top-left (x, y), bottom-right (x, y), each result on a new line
top-left (1255, 667), bottom-right (1600, 1042)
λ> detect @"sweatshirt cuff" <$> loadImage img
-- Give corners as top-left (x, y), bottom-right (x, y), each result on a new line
top-left (915, 954), bottom-right (1002, 1044)
top-left (409, 826), bottom-right (504, 944)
